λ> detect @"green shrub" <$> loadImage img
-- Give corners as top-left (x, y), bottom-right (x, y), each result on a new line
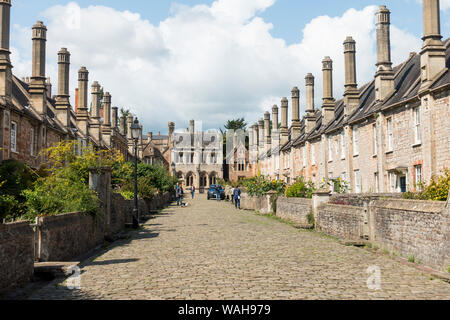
top-left (285, 176), bottom-right (315, 198)
top-left (242, 176), bottom-right (286, 196)
top-left (120, 191), bottom-right (134, 200)
top-left (22, 167), bottom-right (99, 222)
top-left (403, 169), bottom-right (449, 201)
top-left (408, 255), bottom-right (415, 263)
top-left (0, 194), bottom-right (24, 222)
top-left (0, 159), bottom-right (38, 199)
top-left (306, 211), bottom-right (315, 226)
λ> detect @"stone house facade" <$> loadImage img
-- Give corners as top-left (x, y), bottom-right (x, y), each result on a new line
top-left (249, 1), bottom-right (449, 194)
top-left (0, 0), bottom-right (147, 169)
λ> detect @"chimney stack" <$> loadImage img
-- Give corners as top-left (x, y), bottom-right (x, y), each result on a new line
top-left (126, 114), bottom-right (133, 140)
top-left (343, 36), bottom-right (359, 119)
top-left (55, 48), bottom-right (71, 127)
top-left (112, 107), bottom-right (118, 129)
top-left (120, 115), bottom-right (126, 135)
top-left (291, 87), bottom-right (301, 139)
top-left (89, 81), bottom-right (101, 143)
top-left (420, 0), bottom-right (446, 89)
top-left (76, 67), bottom-right (89, 137)
top-left (189, 120), bottom-right (195, 135)
top-left (0, 0), bottom-right (12, 102)
top-left (322, 56), bottom-right (335, 126)
top-left (305, 73), bottom-right (316, 134)
top-left (264, 111), bottom-right (271, 151)
top-left (258, 118), bottom-right (264, 151)
top-left (280, 97), bottom-right (289, 144)
top-left (102, 92), bottom-right (112, 144)
top-left (29, 21), bottom-right (47, 115)
top-left (375, 6), bottom-right (395, 102)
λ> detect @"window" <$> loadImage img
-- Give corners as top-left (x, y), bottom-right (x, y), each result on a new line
top-left (352, 126), bottom-right (359, 156)
top-left (303, 147), bottom-right (306, 167)
top-left (354, 170), bottom-right (361, 193)
top-left (372, 124), bottom-right (377, 155)
top-left (415, 165), bottom-right (422, 190)
top-left (10, 121), bottom-right (17, 152)
top-left (387, 117), bottom-right (393, 151)
top-left (341, 131), bottom-right (345, 159)
top-left (328, 137), bottom-right (333, 161)
top-left (30, 127), bottom-right (35, 156)
top-left (374, 172), bottom-right (379, 193)
top-left (311, 144), bottom-right (315, 165)
top-left (389, 172), bottom-right (396, 192)
top-left (414, 107), bottom-right (421, 144)
top-left (342, 172), bottom-right (347, 182)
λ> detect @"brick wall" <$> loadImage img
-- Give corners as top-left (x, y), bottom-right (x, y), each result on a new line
top-left (316, 204), bottom-right (365, 240)
top-left (276, 197), bottom-right (312, 226)
top-left (0, 222), bottom-right (34, 292)
top-left (370, 199), bottom-right (448, 268)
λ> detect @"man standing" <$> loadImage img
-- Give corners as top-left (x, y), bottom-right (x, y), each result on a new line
top-left (176, 184), bottom-right (183, 207)
top-left (231, 186), bottom-right (235, 204)
top-left (191, 185), bottom-right (196, 199)
top-left (233, 185), bottom-right (241, 209)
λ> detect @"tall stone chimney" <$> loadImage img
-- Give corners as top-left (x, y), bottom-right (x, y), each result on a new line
top-left (253, 122), bottom-right (259, 148)
top-left (0, 0), bottom-right (12, 102)
top-left (291, 87), bottom-right (301, 140)
top-left (343, 36), bottom-right (359, 119)
top-left (112, 106), bottom-right (118, 129)
top-left (264, 111), bottom-right (271, 151)
top-left (280, 97), bottom-right (289, 145)
top-left (120, 116), bottom-right (126, 135)
top-left (305, 73), bottom-right (316, 134)
top-left (102, 92), bottom-right (112, 142)
top-left (420, 0), bottom-right (446, 89)
top-left (89, 81), bottom-right (101, 143)
top-left (272, 105), bottom-right (279, 132)
top-left (126, 114), bottom-right (133, 140)
top-left (29, 21), bottom-right (47, 116)
top-left (45, 77), bottom-right (51, 99)
top-left (258, 117), bottom-right (264, 151)
top-left (189, 120), bottom-right (195, 135)
top-left (375, 6), bottom-right (395, 102)
top-left (76, 67), bottom-right (89, 137)
top-left (55, 48), bottom-right (71, 127)
top-left (322, 57), bottom-right (335, 126)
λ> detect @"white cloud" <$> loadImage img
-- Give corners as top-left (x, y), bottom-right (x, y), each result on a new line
top-left (10, 0), bottom-right (422, 133)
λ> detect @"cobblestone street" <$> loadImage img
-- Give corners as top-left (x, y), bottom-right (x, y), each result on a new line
top-left (27, 196), bottom-right (449, 300)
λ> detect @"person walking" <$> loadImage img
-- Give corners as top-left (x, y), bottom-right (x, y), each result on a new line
top-left (191, 185), bottom-right (196, 199)
top-left (231, 186), bottom-right (235, 204)
top-left (233, 185), bottom-right (241, 209)
top-left (176, 184), bottom-right (183, 207)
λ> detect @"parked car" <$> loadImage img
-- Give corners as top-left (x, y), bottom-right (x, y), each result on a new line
top-left (207, 185), bottom-right (225, 200)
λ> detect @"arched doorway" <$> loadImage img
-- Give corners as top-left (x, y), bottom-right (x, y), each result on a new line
top-left (209, 172), bottom-right (217, 186)
top-left (185, 172), bottom-right (194, 187)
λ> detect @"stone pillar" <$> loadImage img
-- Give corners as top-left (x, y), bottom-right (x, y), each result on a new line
top-left (29, 21), bottom-right (47, 116)
top-left (120, 116), bottom-right (126, 135)
top-left (55, 48), bottom-right (71, 127)
top-left (375, 6), bottom-right (395, 102)
top-left (322, 57), bottom-right (335, 127)
top-left (280, 97), bottom-right (289, 145)
top-left (103, 92), bottom-right (111, 127)
top-left (305, 73), bottom-right (316, 134)
top-left (89, 167), bottom-right (112, 238)
top-left (312, 190), bottom-right (331, 230)
top-left (189, 120), bottom-right (195, 136)
top-left (291, 87), bottom-right (301, 140)
top-left (343, 36), bottom-right (359, 119)
top-left (272, 105), bottom-right (279, 131)
top-left (420, 0), bottom-right (446, 88)
top-left (0, 0), bottom-right (12, 102)
top-left (76, 67), bottom-right (89, 137)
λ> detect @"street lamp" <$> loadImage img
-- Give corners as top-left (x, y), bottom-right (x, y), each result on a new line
top-left (131, 118), bottom-right (141, 229)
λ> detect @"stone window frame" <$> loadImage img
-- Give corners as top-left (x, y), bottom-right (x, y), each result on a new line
top-left (354, 170), bottom-right (361, 193)
top-left (372, 124), bottom-right (377, 156)
top-left (30, 126), bottom-right (35, 156)
top-left (413, 106), bottom-right (422, 146)
top-left (414, 164), bottom-right (423, 191)
top-left (328, 136), bottom-right (333, 162)
top-left (311, 144), bottom-right (316, 166)
top-left (10, 121), bottom-right (17, 153)
top-left (340, 131), bottom-right (346, 160)
top-left (352, 125), bottom-right (359, 157)
top-left (374, 172), bottom-right (379, 193)
top-left (386, 117), bottom-right (394, 152)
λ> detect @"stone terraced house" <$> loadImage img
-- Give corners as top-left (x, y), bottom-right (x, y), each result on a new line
top-left (249, 1), bottom-right (449, 194)
top-left (0, 0), bottom-right (147, 169)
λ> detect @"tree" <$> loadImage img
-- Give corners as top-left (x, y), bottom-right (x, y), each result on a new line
top-left (224, 118), bottom-right (247, 131)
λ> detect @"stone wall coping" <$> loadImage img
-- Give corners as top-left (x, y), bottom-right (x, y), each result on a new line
top-left (330, 193), bottom-right (402, 198)
top-left (277, 196), bottom-right (313, 204)
top-left (371, 199), bottom-right (445, 214)
top-left (320, 203), bottom-right (364, 212)
top-left (38, 212), bottom-right (87, 224)
top-left (313, 190), bottom-right (332, 195)
top-left (0, 221), bottom-right (33, 232)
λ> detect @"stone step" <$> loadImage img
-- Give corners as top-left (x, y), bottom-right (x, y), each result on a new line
top-left (34, 262), bottom-right (80, 280)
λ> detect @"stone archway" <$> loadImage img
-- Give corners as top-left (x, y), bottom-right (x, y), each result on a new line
top-left (185, 172), bottom-right (194, 187)
top-left (209, 172), bottom-right (217, 186)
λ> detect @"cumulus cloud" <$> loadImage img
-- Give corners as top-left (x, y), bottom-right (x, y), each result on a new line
top-left (10, 0), bottom-right (422, 133)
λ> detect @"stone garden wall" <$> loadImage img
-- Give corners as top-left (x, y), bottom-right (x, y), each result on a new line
top-left (316, 204), bottom-right (366, 240)
top-left (0, 222), bottom-right (34, 293)
top-left (276, 197), bottom-right (313, 226)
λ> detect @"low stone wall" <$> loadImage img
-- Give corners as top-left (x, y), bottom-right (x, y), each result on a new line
top-left (276, 197), bottom-right (313, 226)
top-left (329, 193), bottom-right (402, 207)
top-left (370, 199), bottom-right (448, 268)
top-left (240, 193), bottom-right (272, 214)
top-left (316, 204), bottom-right (365, 240)
top-left (0, 222), bottom-right (34, 292)
top-left (37, 212), bottom-right (103, 262)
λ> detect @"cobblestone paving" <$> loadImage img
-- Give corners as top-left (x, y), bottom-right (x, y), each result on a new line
top-left (27, 196), bottom-right (449, 300)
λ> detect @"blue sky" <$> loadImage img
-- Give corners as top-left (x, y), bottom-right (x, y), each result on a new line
top-left (9, 0), bottom-right (450, 133)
